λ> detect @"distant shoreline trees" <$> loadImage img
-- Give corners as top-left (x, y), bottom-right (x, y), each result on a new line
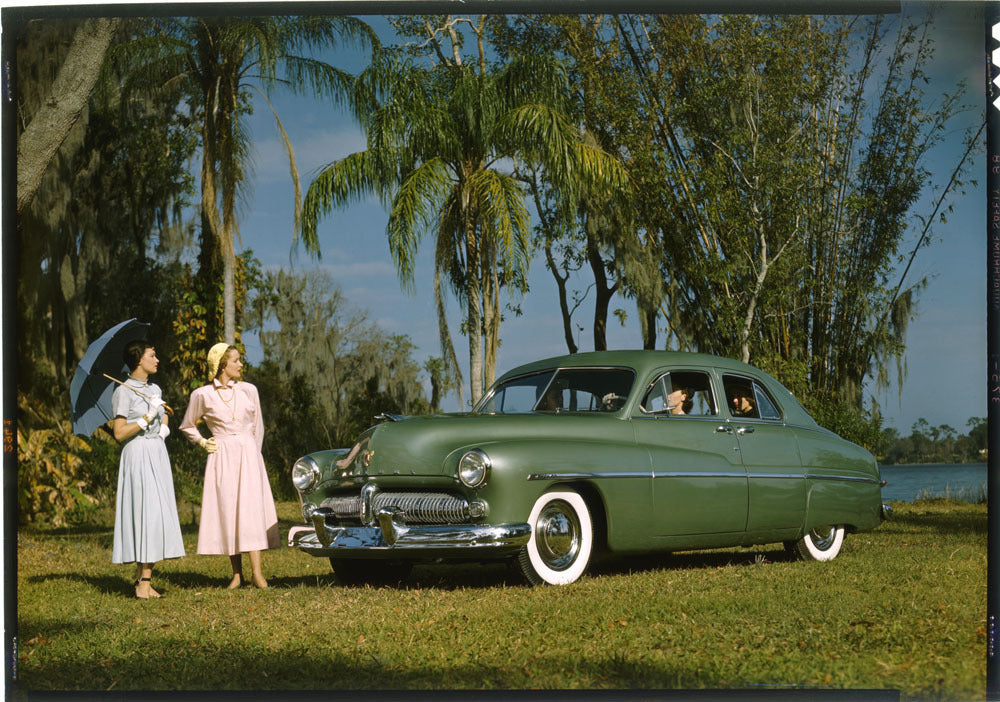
top-left (879, 417), bottom-right (987, 466)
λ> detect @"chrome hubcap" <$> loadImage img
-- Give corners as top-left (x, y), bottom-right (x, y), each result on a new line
top-left (535, 500), bottom-right (580, 571)
top-left (810, 526), bottom-right (836, 551)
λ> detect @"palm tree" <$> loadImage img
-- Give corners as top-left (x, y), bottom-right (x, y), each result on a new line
top-left (120, 15), bottom-right (378, 344)
top-left (302, 30), bottom-right (628, 404)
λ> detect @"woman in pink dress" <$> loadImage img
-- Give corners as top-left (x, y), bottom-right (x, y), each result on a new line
top-left (179, 343), bottom-right (279, 588)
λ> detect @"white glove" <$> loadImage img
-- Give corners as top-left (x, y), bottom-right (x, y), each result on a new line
top-left (199, 437), bottom-right (218, 454)
top-left (136, 416), bottom-right (150, 430)
top-left (159, 424), bottom-right (170, 439)
top-left (148, 397), bottom-right (166, 414)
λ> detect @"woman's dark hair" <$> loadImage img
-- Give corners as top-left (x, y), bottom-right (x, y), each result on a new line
top-left (681, 388), bottom-right (694, 414)
top-left (123, 340), bottom-right (153, 373)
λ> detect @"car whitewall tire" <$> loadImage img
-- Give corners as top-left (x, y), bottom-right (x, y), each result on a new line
top-left (794, 525), bottom-right (845, 561)
top-left (518, 490), bottom-right (593, 585)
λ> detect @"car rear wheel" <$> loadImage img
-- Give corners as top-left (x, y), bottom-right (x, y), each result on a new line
top-left (329, 558), bottom-right (412, 585)
top-left (517, 490), bottom-right (593, 585)
top-left (793, 525), bottom-right (845, 561)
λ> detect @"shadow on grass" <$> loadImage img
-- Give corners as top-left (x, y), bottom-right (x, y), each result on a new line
top-left (294, 546), bottom-right (799, 591)
top-left (25, 569), bottom-right (235, 595)
top-left (594, 545), bottom-right (797, 577)
top-left (884, 509), bottom-right (986, 536)
top-left (10, 634), bottom-right (771, 692)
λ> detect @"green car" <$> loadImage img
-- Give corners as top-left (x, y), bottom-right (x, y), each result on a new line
top-left (288, 351), bottom-right (888, 585)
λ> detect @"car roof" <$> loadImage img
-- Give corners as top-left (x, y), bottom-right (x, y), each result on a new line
top-left (499, 350), bottom-right (755, 379)
top-left (496, 350), bottom-right (819, 427)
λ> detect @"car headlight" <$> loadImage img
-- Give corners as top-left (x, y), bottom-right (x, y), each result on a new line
top-left (292, 455), bottom-right (320, 492)
top-left (458, 449), bottom-right (491, 488)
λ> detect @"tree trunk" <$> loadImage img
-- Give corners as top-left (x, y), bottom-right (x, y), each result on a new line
top-left (639, 304), bottom-right (657, 350)
top-left (463, 197), bottom-right (483, 403)
top-left (58, 252), bottom-right (88, 363)
top-left (434, 267), bottom-right (465, 409)
top-left (587, 229), bottom-right (615, 351)
top-left (223, 236), bottom-right (236, 344)
top-left (17, 18), bottom-right (119, 216)
top-left (482, 265), bottom-right (500, 392)
top-left (544, 241), bottom-right (578, 354)
top-left (740, 227), bottom-right (770, 365)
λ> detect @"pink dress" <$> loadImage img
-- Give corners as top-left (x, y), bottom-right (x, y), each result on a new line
top-left (179, 379), bottom-right (279, 555)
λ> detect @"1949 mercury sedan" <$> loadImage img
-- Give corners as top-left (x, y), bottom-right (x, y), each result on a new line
top-left (287, 351), bottom-right (889, 585)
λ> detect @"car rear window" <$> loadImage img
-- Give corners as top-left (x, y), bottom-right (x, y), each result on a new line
top-left (722, 374), bottom-right (782, 420)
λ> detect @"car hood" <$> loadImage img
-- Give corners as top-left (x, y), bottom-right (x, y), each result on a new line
top-left (361, 412), bottom-right (625, 477)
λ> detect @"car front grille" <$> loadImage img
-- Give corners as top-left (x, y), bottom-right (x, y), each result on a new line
top-left (319, 491), bottom-right (469, 524)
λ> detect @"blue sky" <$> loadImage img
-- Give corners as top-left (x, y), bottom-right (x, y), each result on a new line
top-left (233, 5), bottom-right (986, 434)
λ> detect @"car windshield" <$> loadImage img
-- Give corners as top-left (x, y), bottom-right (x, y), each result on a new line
top-left (474, 367), bottom-right (636, 414)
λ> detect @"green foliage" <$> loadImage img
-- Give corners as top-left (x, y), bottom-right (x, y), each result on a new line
top-left (490, 12), bottom-right (978, 410)
top-left (754, 355), bottom-right (887, 453)
top-left (170, 251), bottom-right (260, 396)
top-left (248, 268), bottom-right (431, 455)
top-left (805, 395), bottom-right (889, 456)
top-left (252, 359), bottom-right (328, 500)
top-left (16, 396), bottom-right (102, 527)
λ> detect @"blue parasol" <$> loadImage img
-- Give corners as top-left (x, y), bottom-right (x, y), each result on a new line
top-left (69, 318), bottom-right (156, 437)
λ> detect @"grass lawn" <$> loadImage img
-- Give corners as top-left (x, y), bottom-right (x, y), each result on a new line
top-left (13, 499), bottom-right (985, 698)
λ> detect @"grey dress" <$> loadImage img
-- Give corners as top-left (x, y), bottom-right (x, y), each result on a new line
top-left (111, 377), bottom-right (185, 564)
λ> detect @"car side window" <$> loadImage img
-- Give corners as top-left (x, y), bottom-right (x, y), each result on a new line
top-left (722, 375), bottom-right (781, 421)
top-left (753, 382), bottom-right (781, 420)
top-left (640, 371), bottom-right (717, 417)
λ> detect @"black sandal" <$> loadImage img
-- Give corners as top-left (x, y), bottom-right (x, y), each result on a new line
top-left (134, 577), bottom-right (152, 599)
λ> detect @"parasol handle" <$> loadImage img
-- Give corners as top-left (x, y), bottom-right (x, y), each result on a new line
top-left (101, 373), bottom-right (174, 415)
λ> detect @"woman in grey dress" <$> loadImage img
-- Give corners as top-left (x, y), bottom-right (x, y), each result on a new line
top-left (111, 340), bottom-right (185, 599)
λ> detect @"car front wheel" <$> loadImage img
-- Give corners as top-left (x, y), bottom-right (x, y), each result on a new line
top-left (793, 525), bottom-right (845, 561)
top-left (517, 490), bottom-right (593, 586)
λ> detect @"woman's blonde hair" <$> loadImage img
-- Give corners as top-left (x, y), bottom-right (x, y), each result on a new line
top-left (207, 342), bottom-right (237, 380)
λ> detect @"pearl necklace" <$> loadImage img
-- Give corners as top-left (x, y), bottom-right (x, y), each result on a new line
top-left (215, 382), bottom-right (237, 421)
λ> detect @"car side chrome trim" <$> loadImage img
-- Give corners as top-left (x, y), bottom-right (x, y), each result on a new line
top-left (527, 471), bottom-right (879, 485)
top-left (527, 471), bottom-right (652, 481)
top-left (809, 473), bottom-right (881, 485)
top-left (652, 471), bottom-right (748, 479)
top-left (746, 473), bottom-right (806, 480)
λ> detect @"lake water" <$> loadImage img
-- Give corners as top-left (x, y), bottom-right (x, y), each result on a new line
top-left (879, 462), bottom-right (987, 503)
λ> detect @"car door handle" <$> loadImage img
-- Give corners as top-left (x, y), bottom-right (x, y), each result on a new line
top-left (716, 426), bottom-right (733, 434)
top-left (736, 426), bottom-right (755, 435)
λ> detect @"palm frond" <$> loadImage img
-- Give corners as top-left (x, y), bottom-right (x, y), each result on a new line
top-left (496, 103), bottom-right (630, 195)
top-left (468, 169), bottom-right (531, 282)
top-left (386, 157), bottom-right (453, 287)
top-left (301, 150), bottom-right (381, 255)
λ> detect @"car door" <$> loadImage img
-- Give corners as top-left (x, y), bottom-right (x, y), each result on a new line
top-left (632, 368), bottom-right (749, 537)
top-left (720, 373), bottom-right (806, 533)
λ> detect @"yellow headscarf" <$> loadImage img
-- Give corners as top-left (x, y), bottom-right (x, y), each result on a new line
top-left (207, 342), bottom-right (231, 380)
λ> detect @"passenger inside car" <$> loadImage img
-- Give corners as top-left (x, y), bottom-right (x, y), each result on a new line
top-left (536, 385), bottom-right (564, 411)
top-left (723, 377), bottom-right (759, 419)
top-left (668, 387), bottom-right (694, 415)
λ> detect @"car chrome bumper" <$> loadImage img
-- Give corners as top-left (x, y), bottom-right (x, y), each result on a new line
top-left (288, 507), bottom-right (530, 559)
top-left (881, 503), bottom-right (894, 520)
